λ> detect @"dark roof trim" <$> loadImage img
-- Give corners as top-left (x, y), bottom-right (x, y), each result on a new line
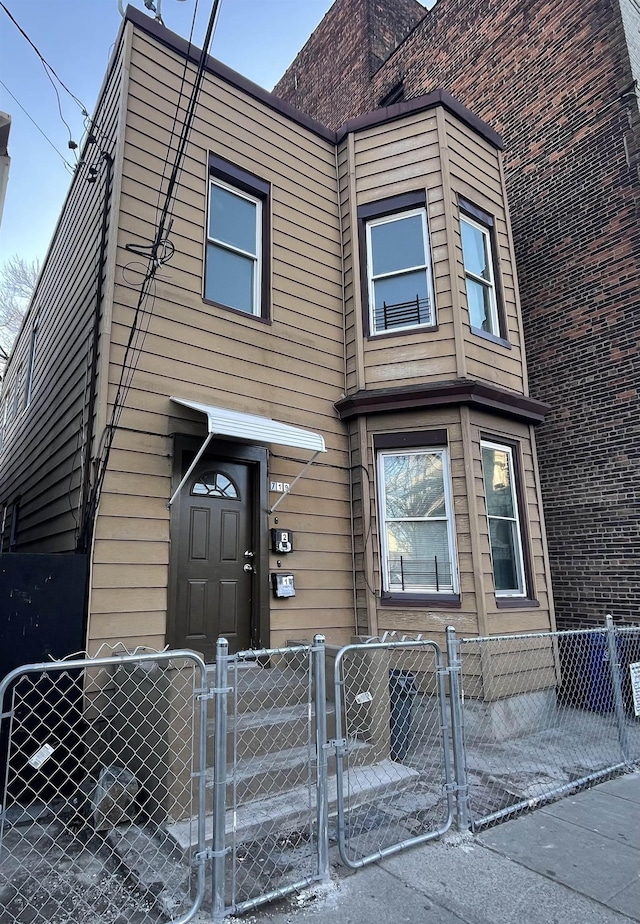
top-left (335, 380), bottom-right (549, 425)
top-left (336, 89), bottom-right (504, 150)
top-left (124, 6), bottom-right (336, 142)
top-left (125, 8), bottom-right (503, 151)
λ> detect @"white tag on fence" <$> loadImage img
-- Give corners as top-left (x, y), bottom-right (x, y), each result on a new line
top-left (28, 743), bottom-right (55, 770)
top-left (355, 691), bottom-right (373, 705)
top-left (630, 662), bottom-right (640, 718)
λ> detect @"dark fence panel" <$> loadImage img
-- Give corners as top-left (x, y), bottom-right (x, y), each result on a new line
top-left (0, 553), bottom-right (88, 679)
top-left (0, 553), bottom-right (88, 802)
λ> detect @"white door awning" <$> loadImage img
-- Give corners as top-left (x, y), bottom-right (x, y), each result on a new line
top-left (170, 397), bottom-right (326, 453)
top-left (168, 397), bottom-right (326, 509)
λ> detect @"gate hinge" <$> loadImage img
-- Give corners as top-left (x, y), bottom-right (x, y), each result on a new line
top-left (195, 686), bottom-right (232, 701)
top-left (324, 738), bottom-right (347, 756)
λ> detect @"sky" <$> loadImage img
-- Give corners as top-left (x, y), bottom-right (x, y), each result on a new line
top-left (0, 0), bottom-right (342, 266)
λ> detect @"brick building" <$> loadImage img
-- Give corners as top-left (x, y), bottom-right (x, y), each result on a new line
top-left (275, 0), bottom-right (640, 627)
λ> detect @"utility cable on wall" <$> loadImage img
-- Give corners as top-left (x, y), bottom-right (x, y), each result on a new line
top-left (84, 0), bottom-right (224, 547)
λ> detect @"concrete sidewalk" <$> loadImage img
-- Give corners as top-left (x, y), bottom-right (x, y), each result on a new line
top-left (250, 771), bottom-right (640, 924)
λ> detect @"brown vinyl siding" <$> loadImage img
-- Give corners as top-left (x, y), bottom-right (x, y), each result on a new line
top-left (350, 407), bottom-right (480, 645)
top-left (349, 404), bottom-right (554, 647)
top-left (467, 409), bottom-right (554, 634)
top-left (89, 26), bottom-right (354, 653)
top-left (347, 112), bottom-right (460, 391)
top-left (443, 111), bottom-right (526, 393)
top-left (0, 42), bottom-right (125, 553)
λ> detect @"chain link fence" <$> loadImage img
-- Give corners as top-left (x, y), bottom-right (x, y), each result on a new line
top-left (333, 639), bottom-right (454, 868)
top-left (214, 638), bottom-right (326, 917)
top-left (0, 648), bottom-right (208, 924)
top-left (453, 619), bottom-right (640, 829)
top-left (1, 619), bottom-right (638, 920)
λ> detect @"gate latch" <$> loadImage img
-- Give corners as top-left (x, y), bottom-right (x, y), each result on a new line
top-left (324, 738), bottom-right (347, 756)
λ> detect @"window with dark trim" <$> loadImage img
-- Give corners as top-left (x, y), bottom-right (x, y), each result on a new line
top-left (481, 438), bottom-right (533, 601)
top-left (358, 192), bottom-right (436, 337)
top-left (374, 431), bottom-right (458, 600)
top-left (458, 198), bottom-right (506, 341)
top-left (9, 499), bottom-right (19, 552)
top-left (205, 155), bottom-right (270, 319)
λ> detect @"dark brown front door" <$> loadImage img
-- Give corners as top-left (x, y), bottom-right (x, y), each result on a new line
top-left (173, 456), bottom-right (254, 659)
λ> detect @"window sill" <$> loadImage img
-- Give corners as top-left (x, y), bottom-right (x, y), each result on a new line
top-left (203, 297), bottom-right (271, 324)
top-left (470, 326), bottom-right (511, 349)
top-left (495, 597), bottom-right (540, 609)
top-left (368, 323), bottom-right (439, 341)
top-left (380, 592), bottom-right (461, 608)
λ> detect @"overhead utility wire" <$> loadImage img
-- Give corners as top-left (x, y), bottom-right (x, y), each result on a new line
top-left (0, 79), bottom-right (74, 171)
top-left (87, 0), bottom-right (223, 531)
top-left (109, 0), bottom-right (222, 427)
top-left (154, 0), bottom-right (201, 226)
top-left (0, 2), bottom-right (89, 115)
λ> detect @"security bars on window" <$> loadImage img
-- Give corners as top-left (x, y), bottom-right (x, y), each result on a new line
top-left (366, 208), bottom-right (435, 334)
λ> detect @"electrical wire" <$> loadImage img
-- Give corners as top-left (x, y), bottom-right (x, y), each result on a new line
top-left (98, 0), bottom-right (223, 441)
top-left (83, 0), bottom-right (224, 545)
top-left (0, 79), bottom-right (75, 171)
top-left (154, 0), bottom-right (201, 227)
top-left (0, 2), bottom-right (89, 114)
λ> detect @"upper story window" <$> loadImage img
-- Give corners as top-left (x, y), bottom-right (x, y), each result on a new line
top-left (459, 198), bottom-right (504, 340)
top-left (377, 445), bottom-right (457, 595)
top-left (481, 440), bottom-right (526, 597)
top-left (205, 155), bottom-right (270, 319)
top-left (359, 192), bottom-right (436, 336)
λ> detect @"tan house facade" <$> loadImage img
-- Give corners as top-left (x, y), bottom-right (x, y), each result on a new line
top-left (0, 8), bottom-right (554, 663)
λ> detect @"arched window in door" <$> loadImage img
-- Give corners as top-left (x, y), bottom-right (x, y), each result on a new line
top-left (191, 471), bottom-right (239, 499)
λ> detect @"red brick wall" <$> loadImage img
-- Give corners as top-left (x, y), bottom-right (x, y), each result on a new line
top-left (274, 0), bottom-right (426, 129)
top-left (276, 0), bottom-right (640, 627)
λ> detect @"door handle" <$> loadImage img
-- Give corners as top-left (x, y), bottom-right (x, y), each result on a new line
top-left (243, 563), bottom-right (254, 573)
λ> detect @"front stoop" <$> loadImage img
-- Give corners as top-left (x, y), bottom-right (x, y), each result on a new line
top-left (167, 759), bottom-right (420, 855)
top-left (166, 662), bottom-right (417, 856)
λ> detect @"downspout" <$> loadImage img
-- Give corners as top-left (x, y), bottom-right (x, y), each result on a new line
top-left (78, 152), bottom-right (114, 553)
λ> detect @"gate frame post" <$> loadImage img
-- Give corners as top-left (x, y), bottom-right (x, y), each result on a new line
top-left (313, 634), bottom-right (330, 882)
top-left (605, 614), bottom-right (630, 764)
top-left (212, 637), bottom-right (230, 922)
top-left (446, 626), bottom-right (470, 832)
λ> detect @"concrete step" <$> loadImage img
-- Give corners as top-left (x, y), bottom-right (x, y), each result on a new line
top-left (207, 700), bottom-right (337, 762)
top-left (203, 738), bottom-right (373, 811)
top-left (167, 759), bottom-right (420, 856)
top-left (206, 662), bottom-right (311, 715)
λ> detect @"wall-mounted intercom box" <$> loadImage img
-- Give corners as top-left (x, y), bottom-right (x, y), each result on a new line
top-left (271, 529), bottom-right (293, 554)
top-left (271, 573), bottom-right (295, 598)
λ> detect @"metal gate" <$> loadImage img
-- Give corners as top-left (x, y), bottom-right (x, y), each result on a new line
top-left (333, 639), bottom-right (455, 868)
top-left (208, 636), bottom-right (328, 919)
top-left (0, 648), bottom-right (208, 924)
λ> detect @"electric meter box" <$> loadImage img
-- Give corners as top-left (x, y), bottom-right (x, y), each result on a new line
top-left (271, 529), bottom-right (293, 554)
top-left (271, 573), bottom-right (295, 598)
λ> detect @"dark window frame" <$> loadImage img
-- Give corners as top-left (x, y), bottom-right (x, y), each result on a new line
top-left (358, 191), bottom-right (437, 339)
top-left (373, 429), bottom-right (461, 608)
top-left (458, 196), bottom-right (508, 343)
top-left (9, 498), bottom-right (20, 552)
top-left (480, 433), bottom-right (538, 608)
top-left (204, 154), bottom-right (271, 322)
